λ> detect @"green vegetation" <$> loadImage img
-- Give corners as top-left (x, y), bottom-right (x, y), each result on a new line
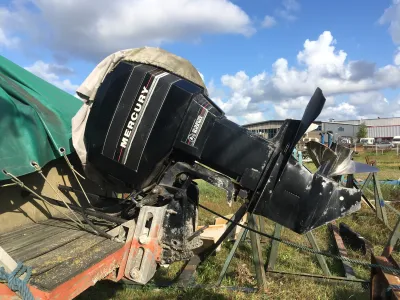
top-left (356, 123), bottom-right (368, 140)
top-left (78, 151), bottom-right (400, 300)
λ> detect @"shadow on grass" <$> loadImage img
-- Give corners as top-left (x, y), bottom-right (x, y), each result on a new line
top-left (75, 280), bottom-right (125, 300)
top-left (76, 280), bottom-right (231, 300)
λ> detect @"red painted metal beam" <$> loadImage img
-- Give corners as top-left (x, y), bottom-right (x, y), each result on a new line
top-left (0, 243), bottom-right (131, 300)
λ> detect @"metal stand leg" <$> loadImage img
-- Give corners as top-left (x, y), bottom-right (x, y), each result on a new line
top-left (383, 216), bottom-right (400, 257)
top-left (373, 173), bottom-right (389, 228)
top-left (249, 214), bottom-right (267, 291)
top-left (216, 227), bottom-right (248, 286)
top-left (266, 223), bottom-right (283, 271)
top-left (305, 231), bottom-right (331, 276)
top-left (258, 215), bottom-right (267, 243)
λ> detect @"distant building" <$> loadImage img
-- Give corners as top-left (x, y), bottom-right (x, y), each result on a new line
top-left (243, 120), bottom-right (359, 142)
top-left (243, 117), bottom-right (400, 142)
top-left (335, 117), bottom-right (400, 140)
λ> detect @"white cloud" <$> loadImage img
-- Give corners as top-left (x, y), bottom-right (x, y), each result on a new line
top-left (275, 0), bottom-right (301, 22)
top-left (395, 47), bottom-right (400, 65)
top-left (282, 0), bottom-right (301, 12)
top-left (319, 102), bottom-right (358, 120)
top-left (379, 0), bottom-right (400, 44)
top-left (25, 60), bottom-right (78, 93)
top-left (244, 112), bottom-right (264, 123)
top-left (348, 91), bottom-right (395, 118)
top-left (212, 92), bottom-right (251, 116)
top-left (1, 0), bottom-right (255, 61)
top-left (262, 15), bottom-right (276, 28)
top-left (0, 28), bottom-right (19, 48)
top-left (210, 30), bottom-right (400, 123)
top-left (217, 31), bottom-right (400, 105)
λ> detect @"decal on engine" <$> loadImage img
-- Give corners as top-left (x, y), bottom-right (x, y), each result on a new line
top-left (115, 70), bottom-right (169, 163)
top-left (186, 104), bottom-right (208, 147)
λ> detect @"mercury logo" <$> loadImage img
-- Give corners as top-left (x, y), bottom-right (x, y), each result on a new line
top-left (120, 85), bottom-right (149, 148)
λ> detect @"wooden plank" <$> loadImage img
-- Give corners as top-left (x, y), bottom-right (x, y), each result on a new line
top-left (0, 218), bottom-right (78, 244)
top-left (0, 216), bottom-right (80, 239)
top-left (26, 234), bottom-right (107, 276)
top-left (0, 217), bottom-right (85, 247)
top-left (1, 225), bottom-right (76, 253)
top-left (10, 230), bottom-right (87, 262)
top-left (0, 246), bottom-right (17, 274)
top-left (329, 222), bottom-right (356, 279)
top-left (31, 239), bottom-right (121, 291)
top-left (9, 219), bottom-right (113, 262)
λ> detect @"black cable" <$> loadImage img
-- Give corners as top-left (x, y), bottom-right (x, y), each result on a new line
top-left (39, 194), bottom-right (118, 238)
top-left (196, 201), bottom-right (400, 276)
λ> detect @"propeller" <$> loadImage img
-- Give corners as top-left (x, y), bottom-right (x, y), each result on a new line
top-left (306, 141), bottom-right (378, 177)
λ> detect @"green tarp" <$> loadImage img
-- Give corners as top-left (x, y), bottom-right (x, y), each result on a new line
top-left (0, 55), bottom-right (82, 181)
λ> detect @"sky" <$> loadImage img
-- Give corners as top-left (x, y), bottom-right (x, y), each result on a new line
top-left (0, 0), bottom-right (400, 125)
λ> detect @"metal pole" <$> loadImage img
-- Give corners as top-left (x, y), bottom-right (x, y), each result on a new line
top-left (305, 231), bottom-right (331, 276)
top-left (328, 133), bottom-right (333, 147)
top-left (382, 215), bottom-right (400, 257)
top-left (216, 227), bottom-right (248, 286)
top-left (373, 173), bottom-right (389, 229)
top-left (249, 214), bottom-right (267, 291)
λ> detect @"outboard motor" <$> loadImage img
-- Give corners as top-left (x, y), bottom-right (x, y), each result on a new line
top-left (76, 48), bottom-right (377, 284)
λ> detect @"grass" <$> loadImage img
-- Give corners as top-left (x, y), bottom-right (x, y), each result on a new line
top-left (77, 151), bottom-right (400, 299)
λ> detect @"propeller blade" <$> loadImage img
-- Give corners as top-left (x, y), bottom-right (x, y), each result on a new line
top-left (305, 123), bottom-right (319, 134)
top-left (329, 161), bottom-right (379, 176)
top-left (293, 88), bottom-right (326, 145)
top-left (306, 141), bottom-right (336, 168)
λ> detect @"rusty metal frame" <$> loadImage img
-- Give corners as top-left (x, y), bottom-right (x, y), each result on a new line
top-left (371, 254), bottom-right (400, 299)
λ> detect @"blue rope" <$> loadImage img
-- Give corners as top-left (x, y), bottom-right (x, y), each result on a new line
top-left (0, 262), bottom-right (34, 300)
top-left (388, 284), bottom-right (400, 290)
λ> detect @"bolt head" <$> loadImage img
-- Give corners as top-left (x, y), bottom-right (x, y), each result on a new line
top-left (130, 268), bottom-right (140, 280)
top-left (139, 234), bottom-right (150, 244)
top-left (179, 173), bottom-right (188, 181)
top-left (152, 187), bottom-right (160, 194)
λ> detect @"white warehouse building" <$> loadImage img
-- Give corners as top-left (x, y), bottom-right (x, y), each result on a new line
top-left (336, 117), bottom-right (400, 140)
